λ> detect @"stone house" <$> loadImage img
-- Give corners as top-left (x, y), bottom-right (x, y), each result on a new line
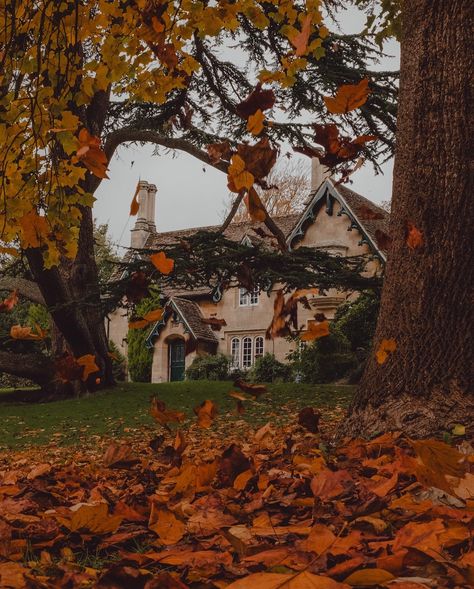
top-left (107, 164), bottom-right (389, 382)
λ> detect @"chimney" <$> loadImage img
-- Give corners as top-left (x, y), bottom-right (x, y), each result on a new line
top-left (311, 158), bottom-right (330, 192)
top-left (130, 180), bottom-right (157, 249)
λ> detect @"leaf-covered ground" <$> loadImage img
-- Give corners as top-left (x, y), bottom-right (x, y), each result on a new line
top-left (0, 384), bottom-right (472, 588)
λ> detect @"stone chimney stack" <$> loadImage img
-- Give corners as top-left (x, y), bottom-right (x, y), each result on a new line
top-left (130, 180), bottom-right (157, 249)
top-left (311, 158), bottom-right (330, 192)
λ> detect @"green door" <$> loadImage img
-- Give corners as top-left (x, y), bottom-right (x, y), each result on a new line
top-left (169, 339), bottom-right (185, 381)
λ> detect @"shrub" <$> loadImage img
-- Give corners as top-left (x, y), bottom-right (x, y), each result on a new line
top-left (186, 354), bottom-right (229, 381)
top-left (290, 328), bottom-right (357, 384)
top-left (128, 291), bottom-right (161, 382)
top-left (249, 353), bottom-right (292, 383)
top-left (109, 340), bottom-right (127, 382)
top-left (333, 292), bottom-right (380, 352)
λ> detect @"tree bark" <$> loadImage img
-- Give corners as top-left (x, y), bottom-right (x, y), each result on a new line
top-left (343, 0), bottom-right (474, 438)
top-left (0, 351), bottom-right (54, 387)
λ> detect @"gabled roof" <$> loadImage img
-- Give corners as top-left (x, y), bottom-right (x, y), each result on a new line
top-left (287, 179), bottom-right (389, 260)
top-left (145, 296), bottom-right (218, 348)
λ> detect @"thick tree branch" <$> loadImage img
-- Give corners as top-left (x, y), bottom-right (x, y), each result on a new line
top-left (220, 191), bottom-right (246, 232)
top-left (0, 350), bottom-right (54, 385)
top-left (0, 277), bottom-right (45, 305)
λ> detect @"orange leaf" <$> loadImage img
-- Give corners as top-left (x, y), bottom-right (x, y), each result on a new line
top-left (76, 354), bottom-right (99, 381)
top-left (194, 399), bottom-right (218, 429)
top-left (234, 378), bottom-right (267, 399)
top-left (150, 397), bottom-right (185, 431)
top-left (74, 128), bottom-right (109, 178)
top-left (0, 290), bottom-right (19, 312)
top-left (244, 186), bottom-right (267, 222)
top-left (324, 79), bottom-right (370, 114)
top-left (225, 571), bottom-right (348, 588)
top-left (19, 210), bottom-right (49, 249)
top-left (65, 503), bottom-right (122, 535)
top-left (103, 443), bottom-right (140, 469)
top-left (149, 505), bottom-right (186, 545)
top-left (129, 183), bottom-right (140, 216)
top-left (375, 338), bottom-right (396, 364)
top-left (150, 251), bottom-right (174, 274)
top-left (291, 14), bottom-right (312, 57)
top-left (406, 222), bottom-right (423, 249)
top-left (247, 109), bottom-right (265, 136)
top-left (301, 320), bottom-right (330, 342)
top-left (300, 524), bottom-right (336, 555)
top-left (10, 323), bottom-right (48, 341)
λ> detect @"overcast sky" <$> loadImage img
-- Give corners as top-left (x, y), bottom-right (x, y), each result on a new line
top-left (94, 7), bottom-right (399, 252)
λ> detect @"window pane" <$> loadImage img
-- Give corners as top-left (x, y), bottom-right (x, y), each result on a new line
top-left (239, 288), bottom-right (248, 306)
top-left (242, 337), bottom-right (252, 368)
top-left (255, 336), bottom-right (264, 359)
top-left (249, 287), bottom-right (259, 305)
top-left (231, 338), bottom-right (240, 368)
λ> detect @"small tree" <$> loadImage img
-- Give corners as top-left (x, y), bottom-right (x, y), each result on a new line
top-left (127, 292), bottom-right (162, 383)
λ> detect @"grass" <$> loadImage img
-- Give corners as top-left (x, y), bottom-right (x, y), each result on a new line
top-left (0, 381), bottom-right (354, 451)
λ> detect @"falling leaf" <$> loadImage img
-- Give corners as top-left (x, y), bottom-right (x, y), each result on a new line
top-left (247, 109), bottom-right (265, 135)
top-left (301, 320), bottom-right (330, 342)
top-left (150, 397), bottom-right (185, 431)
top-left (10, 323), bottom-right (48, 341)
top-left (244, 187), bottom-right (267, 222)
top-left (103, 443), bottom-right (140, 469)
top-left (77, 354), bottom-right (99, 381)
top-left (406, 222), bottom-right (423, 249)
top-left (207, 141), bottom-right (232, 164)
top-left (291, 14), bottom-right (312, 56)
top-left (194, 399), bottom-right (218, 429)
top-left (236, 83), bottom-right (275, 119)
top-left (375, 338), bottom-right (396, 364)
top-left (298, 407), bottom-right (321, 433)
top-left (150, 251), bottom-right (175, 274)
top-left (324, 79), bottom-right (370, 114)
top-left (201, 317), bottom-right (227, 330)
top-left (234, 378), bottom-right (267, 399)
top-left (73, 128), bottom-right (109, 178)
top-left (129, 183), bottom-right (140, 216)
top-left (0, 290), bottom-right (19, 312)
top-left (227, 154), bottom-right (255, 193)
top-left (125, 271), bottom-right (150, 303)
top-left (374, 229), bottom-right (392, 251)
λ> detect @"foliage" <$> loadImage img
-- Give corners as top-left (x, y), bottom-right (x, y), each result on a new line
top-left (108, 340), bottom-right (127, 382)
top-left (94, 223), bottom-right (120, 286)
top-left (249, 353), bottom-right (292, 383)
top-left (289, 327), bottom-right (357, 383)
top-left (186, 354), bottom-right (230, 381)
top-left (333, 292), bottom-right (380, 352)
top-left (0, 392), bottom-right (471, 586)
top-left (127, 291), bottom-right (161, 383)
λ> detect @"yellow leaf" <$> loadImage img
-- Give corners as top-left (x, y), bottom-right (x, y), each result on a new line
top-left (344, 568), bottom-right (394, 586)
top-left (247, 109), bottom-right (265, 135)
top-left (375, 338), bottom-right (396, 364)
top-left (227, 154), bottom-right (254, 193)
top-left (10, 323), bottom-right (48, 341)
top-left (452, 424), bottom-right (466, 436)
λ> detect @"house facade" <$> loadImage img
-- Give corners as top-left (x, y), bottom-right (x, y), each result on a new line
top-left (108, 167), bottom-right (389, 383)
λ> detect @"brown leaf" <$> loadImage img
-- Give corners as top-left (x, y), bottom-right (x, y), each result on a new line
top-left (0, 290), bottom-right (19, 313)
top-left (103, 443), bottom-right (140, 469)
top-left (225, 571), bottom-right (349, 588)
top-left (343, 568), bottom-right (395, 586)
top-left (406, 222), bottom-right (423, 249)
top-left (236, 83), bottom-right (275, 119)
top-left (324, 79), bottom-right (370, 114)
top-left (150, 397), bottom-right (186, 431)
top-left (148, 505), bottom-right (186, 545)
top-left (311, 469), bottom-right (353, 500)
top-left (291, 14), bottom-right (312, 56)
top-left (234, 378), bottom-right (267, 399)
top-left (298, 407), bottom-right (321, 433)
top-left (194, 399), bottom-right (218, 429)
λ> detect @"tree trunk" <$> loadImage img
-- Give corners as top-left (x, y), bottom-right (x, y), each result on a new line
top-left (343, 0), bottom-right (474, 438)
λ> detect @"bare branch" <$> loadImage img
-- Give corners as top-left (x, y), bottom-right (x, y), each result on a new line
top-left (220, 191), bottom-right (246, 232)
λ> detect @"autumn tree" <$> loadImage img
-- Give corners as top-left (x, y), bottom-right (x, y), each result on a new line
top-left (0, 0), bottom-right (396, 394)
top-left (343, 0), bottom-right (474, 437)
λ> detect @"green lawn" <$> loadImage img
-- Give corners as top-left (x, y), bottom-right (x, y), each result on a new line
top-left (0, 381), bottom-right (354, 450)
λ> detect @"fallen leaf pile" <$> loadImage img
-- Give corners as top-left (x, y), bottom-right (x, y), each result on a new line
top-left (0, 414), bottom-right (472, 588)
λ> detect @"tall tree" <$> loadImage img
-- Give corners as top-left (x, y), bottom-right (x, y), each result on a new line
top-left (344, 0), bottom-right (474, 437)
top-left (0, 1), bottom-right (396, 394)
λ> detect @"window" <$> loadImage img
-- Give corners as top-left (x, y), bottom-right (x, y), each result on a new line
top-left (239, 287), bottom-right (260, 306)
top-left (231, 338), bottom-right (240, 368)
top-left (242, 337), bottom-right (253, 368)
top-left (255, 336), bottom-right (264, 360)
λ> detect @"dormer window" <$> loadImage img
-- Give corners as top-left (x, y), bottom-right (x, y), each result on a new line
top-left (239, 287), bottom-right (259, 306)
